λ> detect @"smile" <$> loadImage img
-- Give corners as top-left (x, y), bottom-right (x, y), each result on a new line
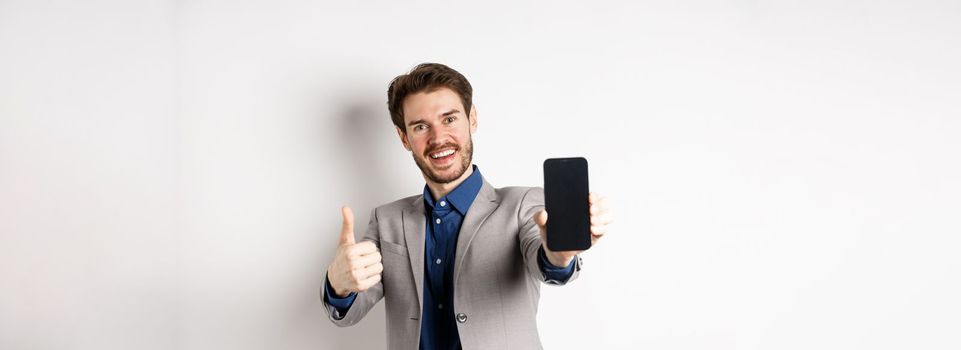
top-left (430, 149), bottom-right (456, 159)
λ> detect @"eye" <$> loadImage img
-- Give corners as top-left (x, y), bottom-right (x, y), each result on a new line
top-left (412, 124), bottom-right (427, 132)
top-left (445, 116), bottom-right (456, 124)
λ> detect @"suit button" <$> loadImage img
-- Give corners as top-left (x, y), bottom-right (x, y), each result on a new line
top-left (456, 313), bottom-right (467, 323)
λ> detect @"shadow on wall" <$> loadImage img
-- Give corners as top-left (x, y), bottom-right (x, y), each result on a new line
top-left (337, 102), bottom-right (407, 206)
top-left (307, 95), bottom-right (404, 349)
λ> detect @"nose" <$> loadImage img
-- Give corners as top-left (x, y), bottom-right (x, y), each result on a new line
top-left (427, 128), bottom-right (452, 147)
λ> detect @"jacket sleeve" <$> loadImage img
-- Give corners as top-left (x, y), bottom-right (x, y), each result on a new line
top-left (321, 207), bottom-right (385, 326)
top-left (517, 187), bottom-right (582, 286)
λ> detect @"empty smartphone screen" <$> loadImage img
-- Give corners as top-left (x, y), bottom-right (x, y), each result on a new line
top-left (543, 157), bottom-right (591, 251)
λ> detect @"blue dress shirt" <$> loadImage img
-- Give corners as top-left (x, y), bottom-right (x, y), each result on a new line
top-left (324, 165), bottom-right (576, 349)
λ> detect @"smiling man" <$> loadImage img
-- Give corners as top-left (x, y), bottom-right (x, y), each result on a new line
top-left (322, 63), bottom-right (613, 350)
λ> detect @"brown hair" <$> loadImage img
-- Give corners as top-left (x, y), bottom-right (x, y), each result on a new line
top-left (387, 63), bottom-right (473, 133)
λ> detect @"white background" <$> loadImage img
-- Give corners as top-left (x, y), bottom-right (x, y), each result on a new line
top-left (2, 0), bottom-right (960, 349)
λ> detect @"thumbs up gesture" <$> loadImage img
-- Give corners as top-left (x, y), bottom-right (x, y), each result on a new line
top-left (327, 206), bottom-right (383, 298)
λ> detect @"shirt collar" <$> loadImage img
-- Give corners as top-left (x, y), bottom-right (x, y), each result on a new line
top-left (423, 165), bottom-right (483, 216)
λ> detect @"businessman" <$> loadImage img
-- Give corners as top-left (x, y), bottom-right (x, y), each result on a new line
top-left (322, 63), bottom-right (613, 349)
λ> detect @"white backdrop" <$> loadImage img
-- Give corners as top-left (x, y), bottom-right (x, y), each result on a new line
top-left (2, 1), bottom-right (960, 349)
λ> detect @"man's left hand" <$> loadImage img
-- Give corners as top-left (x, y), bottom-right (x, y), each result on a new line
top-left (534, 192), bottom-right (613, 267)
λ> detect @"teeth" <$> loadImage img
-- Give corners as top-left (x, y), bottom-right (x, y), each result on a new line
top-left (431, 149), bottom-right (455, 159)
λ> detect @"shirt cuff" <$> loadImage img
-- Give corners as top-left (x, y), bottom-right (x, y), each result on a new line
top-left (324, 274), bottom-right (357, 315)
top-left (538, 246), bottom-right (576, 284)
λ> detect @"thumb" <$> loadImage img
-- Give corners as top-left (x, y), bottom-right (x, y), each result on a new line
top-left (340, 205), bottom-right (355, 245)
top-left (534, 209), bottom-right (548, 229)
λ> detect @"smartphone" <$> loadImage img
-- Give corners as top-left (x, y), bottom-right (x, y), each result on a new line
top-left (543, 157), bottom-right (591, 251)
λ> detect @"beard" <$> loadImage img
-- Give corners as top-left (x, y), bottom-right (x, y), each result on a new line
top-left (413, 137), bottom-right (473, 184)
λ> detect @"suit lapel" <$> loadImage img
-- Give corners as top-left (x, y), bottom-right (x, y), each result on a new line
top-left (402, 196), bottom-right (426, 314)
top-left (453, 180), bottom-right (499, 288)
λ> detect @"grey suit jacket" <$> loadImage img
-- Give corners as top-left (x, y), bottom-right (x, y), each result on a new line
top-left (322, 180), bottom-right (582, 349)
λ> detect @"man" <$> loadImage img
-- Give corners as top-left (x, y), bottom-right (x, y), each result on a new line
top-left (322, 63), bottom-right (613, 349)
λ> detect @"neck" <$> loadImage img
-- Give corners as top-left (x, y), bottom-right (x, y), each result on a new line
top-left (425, 165), bottom-right (474, 200)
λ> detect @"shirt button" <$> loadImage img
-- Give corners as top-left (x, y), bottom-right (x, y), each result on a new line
top-left (435, 218), bottom-right (441, 224)
top-left (456, 313), bottom-right (467, 323)
top-left (440, 201), bottom-right (446, 207)
top-left (438, 304), bottom-right (443, 310)
top-left (435, 258), bottom-right (442, 264)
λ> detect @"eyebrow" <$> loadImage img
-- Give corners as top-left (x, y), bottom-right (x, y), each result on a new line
top-left (407, 109), bottom-right (461, 127)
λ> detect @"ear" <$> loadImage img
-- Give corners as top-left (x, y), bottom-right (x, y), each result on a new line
top-left (469, 105), bottom-right (478, 134)
top-left (396, 126), bottom-right (412, 151)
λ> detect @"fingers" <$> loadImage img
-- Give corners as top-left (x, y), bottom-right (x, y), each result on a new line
top-left (589, 195), bottom-right (608, 215)
top-left (348, 260), bottom-right (382, 281)
top-left (588, 193), bottom-right (612, 238)
top-left (534, 209), bottom-right (548, 228)
top-left (330, 242), bottom-right (382, 295)
top-left (356, 273), bottom-right (382, 291)
top-left (592, 212), bottom-right (614, 226)
top-left (340, 206), bottom-right (355, 245)
top-left (344, 263), bottom-right (382, 292)
top-left (329, 205), bottom-right (384, 294)
top-left (589, 194), bottom-right (612, 223)
top-left (347, 240), bottom-right (379, 256)
top-left (348, 260), bottom-right (382, 292)
top-left (590, 224), bottom-right (608, 237)
top-left (358, 261), bottom-right (384, 277)
top-left (351, 250), bottom-right (382, 268)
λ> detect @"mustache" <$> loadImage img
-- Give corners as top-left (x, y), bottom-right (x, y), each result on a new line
top-left (423, 143), bottom-right (460, 158)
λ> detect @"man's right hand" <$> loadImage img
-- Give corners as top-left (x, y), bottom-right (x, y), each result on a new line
top-left (327, 206), bottom-right (383, 298)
